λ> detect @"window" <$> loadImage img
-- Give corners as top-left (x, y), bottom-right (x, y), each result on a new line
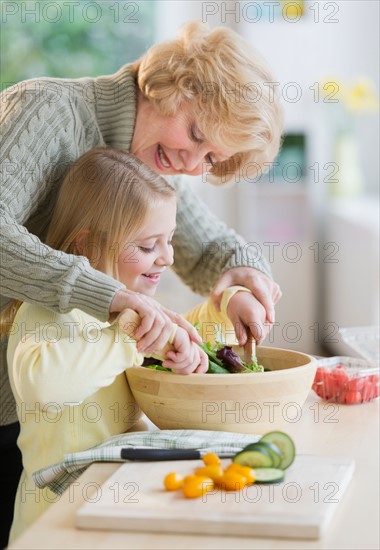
top-left (1, 1), bottom-right (156, 85)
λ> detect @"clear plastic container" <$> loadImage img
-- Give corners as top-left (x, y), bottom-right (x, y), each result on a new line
top-left (312, 356), bottom-right (380, 404)
top-left (339, 326), bottom-right (379, 365)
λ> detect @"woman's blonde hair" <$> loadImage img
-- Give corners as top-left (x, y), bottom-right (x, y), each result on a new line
top-left (131, 20), bottom-right (284, 184)
top-left (0, 148), bottom-right (175, 334)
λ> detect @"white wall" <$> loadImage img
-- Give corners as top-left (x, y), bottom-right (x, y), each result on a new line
top-left (237, 0), bottom-right (379, 194)
top-left (154, 1), bottom-right (379, 355)
top-left (323, 197), bottom-right (379, 356)
top-left (156, 1), bottom-right (379, 191)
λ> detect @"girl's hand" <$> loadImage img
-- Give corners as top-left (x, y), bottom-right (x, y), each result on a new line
top-left (210, 267), bottom-right (282, 325)
top-left (162, 326), bottom-right (208, 374)
top-left (110, 289), bottom-right (201, 354)
top-left (226, 291), bottom-right (271, 346)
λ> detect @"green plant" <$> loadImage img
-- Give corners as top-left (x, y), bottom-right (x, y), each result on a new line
top-left (1, 1), bottom-right (156, 86)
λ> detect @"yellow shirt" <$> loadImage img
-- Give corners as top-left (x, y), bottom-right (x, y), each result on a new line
top-left (7, 303), bottom-right (144, 542)
top-left (8, 286), bottom-right (250, 540)
top-left (184, 285), bottom-right (251, 346)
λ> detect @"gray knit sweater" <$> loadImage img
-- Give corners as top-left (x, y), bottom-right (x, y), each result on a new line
top-left (0, 65), bottom-right (271, 425)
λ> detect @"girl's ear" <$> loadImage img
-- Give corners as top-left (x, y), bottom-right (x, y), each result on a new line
top-left (74, 229), bottom-right (90, 255)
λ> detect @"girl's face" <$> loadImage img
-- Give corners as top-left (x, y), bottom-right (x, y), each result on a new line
top-left (131, 92), bottom-right (235, 177)
top-left (116, 197), bottom-right (176, 296)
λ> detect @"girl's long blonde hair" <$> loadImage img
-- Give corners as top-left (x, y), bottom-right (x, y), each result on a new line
top-left (1, 147), bottom-right (175, 334)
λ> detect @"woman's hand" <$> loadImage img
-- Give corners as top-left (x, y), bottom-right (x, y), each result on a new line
top-left (226, 291), bottom-right (271, 346)
top-left (162, 327), bottom-right (208, 374)
top-left (210, 267), bottom-right (282, 324)
top-left (110, 289), bottom-right (201, 354)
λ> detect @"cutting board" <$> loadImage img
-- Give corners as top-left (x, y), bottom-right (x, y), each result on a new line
top-left (76, 455), bottom-right (355, 539)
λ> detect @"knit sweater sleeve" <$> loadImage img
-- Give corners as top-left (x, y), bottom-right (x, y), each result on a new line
top-left (0, 79), bottom-right (124, 321)
top-left (170, 176), bottom-right (272, 295)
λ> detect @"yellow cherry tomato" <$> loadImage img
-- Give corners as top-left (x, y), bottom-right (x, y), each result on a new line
top-left (225, 463), bottom-right (256, 484)
top-left (202, 452), bottom-right (221, 466)
top-left (183, 474), bottom-right (199, 484)
top-left (182, 476), bottom-right (214, 498)
top-left (216, 471), bottom-right (247, 491)
top-left (194, 465), bottom-right (224, 482)
top-left (163, 472), bottom-right (184, 491)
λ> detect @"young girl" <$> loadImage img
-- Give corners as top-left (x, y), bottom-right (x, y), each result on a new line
top-left (6, 147), bottom-right (253, 541)
top-left (4, 148), bottom-right (206, 540)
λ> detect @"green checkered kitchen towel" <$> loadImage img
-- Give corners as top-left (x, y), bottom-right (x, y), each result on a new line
top-left (33, 430), bottom-right (260, 495)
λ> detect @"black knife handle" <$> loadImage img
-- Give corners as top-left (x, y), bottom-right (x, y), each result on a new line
top-left (120, 448), bottom-right (201, 461)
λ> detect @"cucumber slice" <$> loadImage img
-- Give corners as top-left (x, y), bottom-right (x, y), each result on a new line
top-left (260, 431), bottom-right (296, 470)
top-left (243, 442), bottom-right (282, 469)
top-left (254, 468), bottom-right (285, 484)
top-left (233, 447), bottom-right (273, 468)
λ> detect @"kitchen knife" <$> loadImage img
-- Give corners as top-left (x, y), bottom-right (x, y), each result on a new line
top-left (120, 448), bottom-right (236, 461)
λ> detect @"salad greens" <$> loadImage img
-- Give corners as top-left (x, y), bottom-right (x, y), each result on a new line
top-left (200, 341), bottom-right (264, 373)
top-left (142, 339), bottom-right (265, 374)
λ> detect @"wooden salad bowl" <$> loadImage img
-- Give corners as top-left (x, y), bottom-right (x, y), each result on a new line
top-left (126, 347), bottom-right (317, 434)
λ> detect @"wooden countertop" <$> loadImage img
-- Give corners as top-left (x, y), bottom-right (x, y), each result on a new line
top-left (9, 393), bottom-right (379, 550)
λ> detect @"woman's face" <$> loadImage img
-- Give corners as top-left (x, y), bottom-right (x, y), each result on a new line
top-left (116, 197), bottom-right (176, 296)
top-left (131, 93), bottom-right (235, 177)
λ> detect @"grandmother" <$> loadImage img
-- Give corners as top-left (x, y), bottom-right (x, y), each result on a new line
top-left (0, 20), bottom-right (283, 544)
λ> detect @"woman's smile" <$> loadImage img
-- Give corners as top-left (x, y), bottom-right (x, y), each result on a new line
top-left (156, 144), bottom-right (172, 170)
top-left (131, 91), bottom-right (234, 177)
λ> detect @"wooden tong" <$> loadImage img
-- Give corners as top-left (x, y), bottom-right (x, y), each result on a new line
top-left (117, 308), bottom-right (256, 365)
top-left (243, 338), bottom-right (256, 365)
top-left (117, 308), bottom-right (174, 360)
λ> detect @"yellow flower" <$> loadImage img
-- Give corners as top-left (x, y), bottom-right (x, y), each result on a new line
top-left (282, 1), bottom-right (305, 18)
top-left (344, 78), bottom-right (379, 113)
top-left (319, 76), bottom-right (379, 114)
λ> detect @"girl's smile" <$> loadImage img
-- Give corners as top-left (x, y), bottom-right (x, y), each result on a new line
top-left (116, 197), bottom-right (177, 296)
